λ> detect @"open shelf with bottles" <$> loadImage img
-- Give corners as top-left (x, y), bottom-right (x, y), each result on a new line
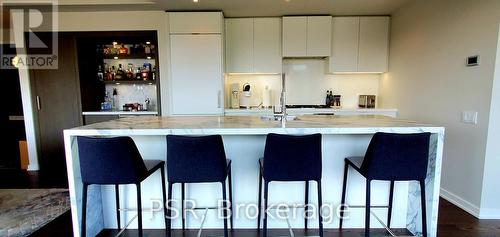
top-left (76, 31), bottom-right (160, 113)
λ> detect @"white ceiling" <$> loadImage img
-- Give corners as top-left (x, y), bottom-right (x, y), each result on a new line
top-left (51, 0), bottom-right (411, 17)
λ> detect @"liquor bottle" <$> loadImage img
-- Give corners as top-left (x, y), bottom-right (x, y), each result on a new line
top-left (152, 65), bottom-right (157, 80)
top-left (97, 65), bottom-right (104, 81)
top-left (325, 90), bottom-right (331, 106)
top-left (145, 43), bottom-right (151, 54)
top-left (150, 44), bottom-right (156, 55)
top-left (126, 64), bottom-right (134, 79)
top-left (135, 67), bottom-right (142, 80)
top-left (329, 91), bottom-right (334, 107)
top-left (141, 66), bottom-right (149, 80)
top-left (115, 64), bottom-right (124, 80)
top-left (119, 44), bottom-right (128, 55)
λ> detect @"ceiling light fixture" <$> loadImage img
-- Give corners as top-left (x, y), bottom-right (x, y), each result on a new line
top-left (193, 0), bottom-right (199, 2)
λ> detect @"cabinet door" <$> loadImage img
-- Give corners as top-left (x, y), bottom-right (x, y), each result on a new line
top-left (168, 12), bottom-right (223, 34)
top-left (329, 17), bottom-right (360, 72)
top-left (358, 16), bottom-right (390, 72)
top-left (170, 35), bottom-right (223, 115)
top-left (254, 18), bottom-right (282, 73)
top-left (306, 16), bottom-right (331, 57)
top-left (282, 16), bottom-right (307, 57)
top-left (225, 18), bottom-right (254, 73)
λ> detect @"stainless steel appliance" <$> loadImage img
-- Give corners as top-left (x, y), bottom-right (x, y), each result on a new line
top-left (358, 95), bottom-right (376, 108)
top-left (230, 83), bottom-right (240, 109)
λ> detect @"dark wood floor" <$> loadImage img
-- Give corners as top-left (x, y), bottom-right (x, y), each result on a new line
top-left (2, 170), bottom-right (500, 237)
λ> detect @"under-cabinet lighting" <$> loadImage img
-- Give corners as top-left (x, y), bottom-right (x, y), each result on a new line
top-left (225, 72), bottom-right (281, 75)
top-left (113, 56), bottom-right (118, 60)
top-left (147, 56), bottom-right (151, 59)
top-left (115, 82), bottom-right (120, 85)
top-left (146, 41), bottom-right (151, 44)
top-left (112, 41), bottom-right (118, 46)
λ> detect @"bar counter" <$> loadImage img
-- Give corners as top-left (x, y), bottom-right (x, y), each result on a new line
top-left (64, 115), bottom-right (444, 237)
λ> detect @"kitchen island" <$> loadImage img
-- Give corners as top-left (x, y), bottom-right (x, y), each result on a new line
top-left (64, 115), bottom-right (444, 237)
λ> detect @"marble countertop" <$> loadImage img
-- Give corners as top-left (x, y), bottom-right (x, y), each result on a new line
top-left (65, 115), bottom-right (444, 136)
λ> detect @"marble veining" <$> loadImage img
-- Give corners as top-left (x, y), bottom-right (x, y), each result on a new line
top-left (0, 189), bottom-right (70, 237)
top-left (66, 115), bottom-right (443, 136)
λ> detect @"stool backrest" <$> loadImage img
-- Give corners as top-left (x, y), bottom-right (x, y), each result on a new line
top-left (166, 135), bottom-right (227, 183)
top-left (77, 136), bottom-right (147, 184)
top-left (263, 133), bottom-right (322, 182)
top-left (361, 132), bottom-right (431, 181)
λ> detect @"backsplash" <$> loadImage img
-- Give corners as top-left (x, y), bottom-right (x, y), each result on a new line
top-left (284, 59), bottom-right (380, 108)
top-left (105, 84), bottom-right (157, 111)
top-left (224, 59), bottom-right (381, 109)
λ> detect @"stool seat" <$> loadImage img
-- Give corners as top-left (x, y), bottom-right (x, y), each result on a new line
top-left (166, 135), bottom-right (233, 237)
top-left (339, 132), bottom-right (431, 237)
top-left (258, 133), bottom-right (323, 237)
top-left (77, 136), bottom-right (167, 237)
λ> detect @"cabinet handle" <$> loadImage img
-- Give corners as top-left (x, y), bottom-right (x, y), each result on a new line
top-left (36, 96), bottom-right (41, 111)
top-left (217, 90), bottom-right (222, 108)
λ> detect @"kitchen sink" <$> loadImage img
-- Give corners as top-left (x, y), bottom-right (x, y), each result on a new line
top-left (260, 115), bottom-right (299, 121)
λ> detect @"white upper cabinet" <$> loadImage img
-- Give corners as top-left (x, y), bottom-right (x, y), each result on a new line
top-left (282, 16), bottom-right (331, 57)
top-left (306, 16), bottom-right (332, 57)
top-left (358, 16), bottom-right (390, 72)
top-left (282, 17), bottom-right (307, 57)
top-left (225, 18), bottom-right (254, 73)
top-left (168, 12), bottom-right (223, 34)
top-left (253, 18), bottom-right (282, 73)
top-left (329, 17), bottom-right (359, 72)
top-left (327, 16), bottom-right (390, 73)
top-left (225, 17), bottom-right (282, 73)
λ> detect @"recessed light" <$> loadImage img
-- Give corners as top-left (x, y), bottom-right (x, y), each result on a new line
top-left (146, 41), bottom-right (151, 45)
top-left (193, 0), bottom-right (199, 2)
top-left (112, 41), bottom-right (118, 45)
top-left (113, 56), bottom-right (118, 59)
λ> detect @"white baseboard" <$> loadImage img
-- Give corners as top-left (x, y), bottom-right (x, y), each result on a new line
top-left (478, 208), bottom-right (500, 219)
top-left (440, 188), bottom-right (480, 218)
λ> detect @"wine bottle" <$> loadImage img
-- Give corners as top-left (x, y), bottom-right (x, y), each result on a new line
top-left (115, 64), bottom-right (124, 80)
top-left (97, 65), bottom-right (104, 81)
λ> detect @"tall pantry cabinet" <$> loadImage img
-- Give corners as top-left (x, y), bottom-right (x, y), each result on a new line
top-left (168, 12), bottom-right (224, 115)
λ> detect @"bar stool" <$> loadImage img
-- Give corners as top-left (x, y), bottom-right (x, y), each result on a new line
top-left (166, 135), bottom-right (233, 237)
top-left (339, 132), bottom-right (431, 237)
top-left (257, 133), bottom-right (323, 237)
top-left (77, 136), bottom-right (167, 237)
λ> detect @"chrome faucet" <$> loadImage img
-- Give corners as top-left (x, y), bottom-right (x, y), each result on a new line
top-left (272, 73), bottom-right (287, 124)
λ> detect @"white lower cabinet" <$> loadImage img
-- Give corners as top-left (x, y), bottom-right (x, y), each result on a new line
top-left (170, 34), bottom-right (223, 115)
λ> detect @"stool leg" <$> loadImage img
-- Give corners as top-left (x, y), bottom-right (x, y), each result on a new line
top-left (167, 183), bottom-right (173, 237)
top-left (317, 180), bottom-right (324, 237)
top-left (160, 166), bottom-right (167, 232)
top-left (365, 180), bottom-right (371, 237)
top-left (222, 181), bottom-right (229, 237)
top-left (181, 183), bottom-right (185, 231)
top-left (304, 181), bottom-right (309, 230)
top-left (81, 183), bottom-right (88, 237)
top-left (387, 181), bottom-right (395, 228)
top-left (420, 180), bottom-right (428, 237)
top-left (115, 184), bottom-right (120, 229)
top-left (263, 181), bottom-right (269, 237)
top-left (136, 183), bottom-right (143, 237)
top-left (339, 162), bottom-right (349, 229)
top-left (228, 165), bottom-right (234, 230)
top-left (257, 167), bottom-right (263, 230)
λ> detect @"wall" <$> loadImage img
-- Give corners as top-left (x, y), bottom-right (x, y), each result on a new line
top-left (480, 24), bottom-right (500, 219)
top-left (379, 0), bottom-right (500, 217)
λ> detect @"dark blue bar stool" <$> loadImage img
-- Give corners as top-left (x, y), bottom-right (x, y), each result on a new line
top-left (339, 132), bottom-right (431, 237)
top-left (257, 133), bottom-right (323, 237)
top-left (166, 135), bottom-right (233, 237)
top-left (77, 136), bottom-right (167, 237)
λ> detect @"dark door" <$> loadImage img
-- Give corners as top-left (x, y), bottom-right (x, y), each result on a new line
top-left (0, 44), bottom-right (25, 170)
top-left (30, 34), bottom-right (82, 187)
